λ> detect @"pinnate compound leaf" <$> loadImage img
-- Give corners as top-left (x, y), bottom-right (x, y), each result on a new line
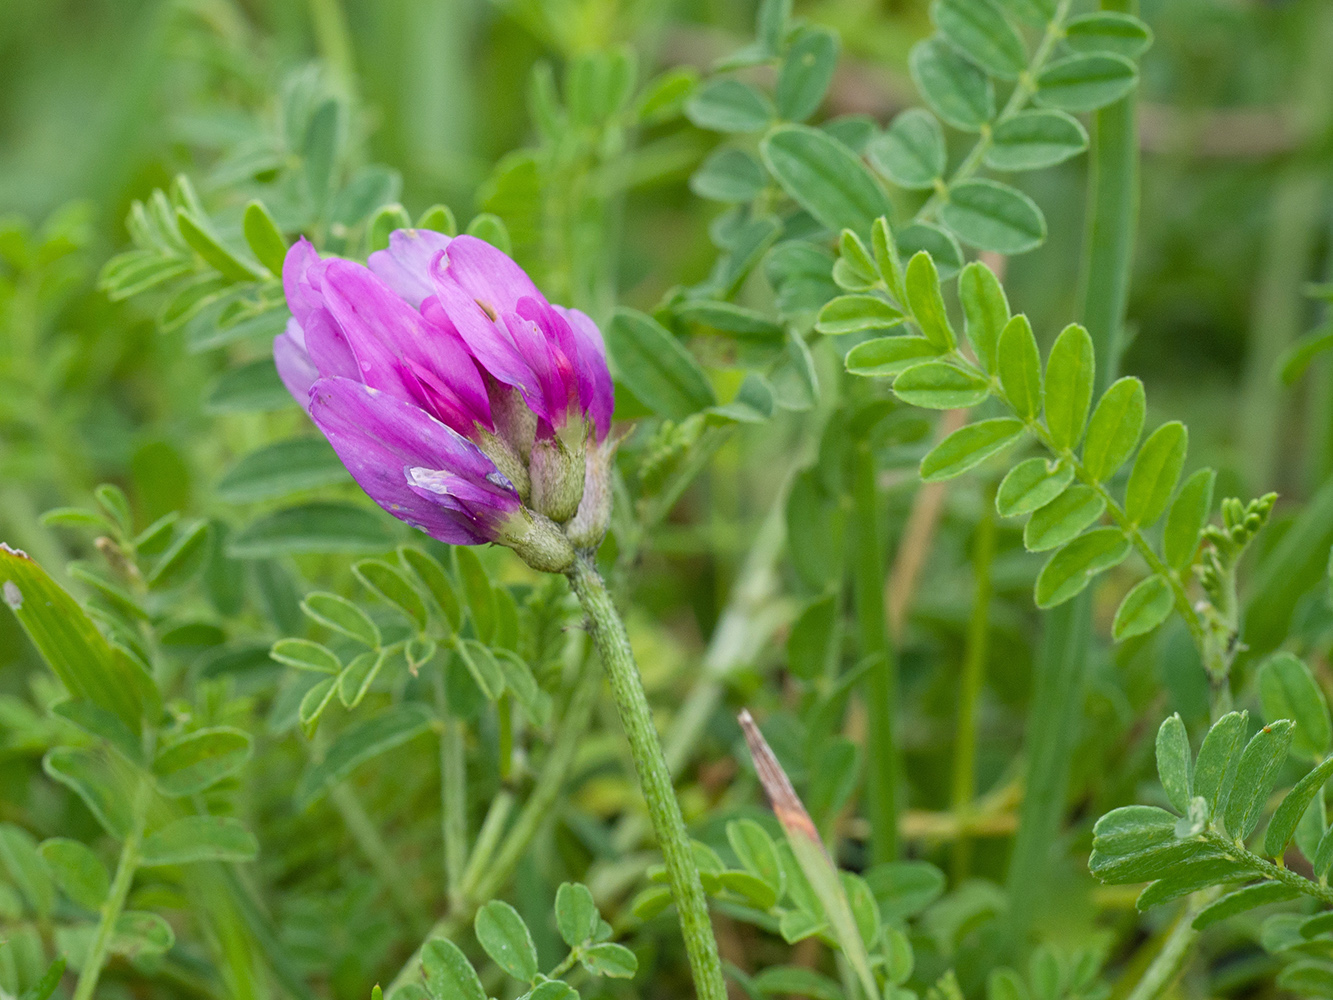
top-left (776, 27), bottom-right (839, 123)
top-left (1163, 468), bottom-right (1215, 571)
top-left (920, 418), bottom-right (1024, 482)
top-left (556, 882), bottom-right (600, 947)
top-left (1259, 652), bottom-right (1331, 761)
top-left (754, 967), bottom-right (844, 1000)
top-left (905, 251), bottom-right (956, 351)
top-left (897, 223), bottom-right (965, 280)
top-left (19, 956), bottom-right (66, 1000)
top-left (1155, 714), bottom-right (1193, 813)
top-left (1034, 527), bottom-right (1129, 608)
top-left (228, 502), bottom-right (396, 557)
top-left (139, 816), bottom-right (258, 865)
top-left (354, 559), bottom-right (429, 631)
top-left (216, 438), bottom-right (346, 503)
top-left (475, 900), bottom-right (539, 982)
top-left (1264, 756), bottom-right (1333, 858)
top-left (44, 749), bottom-right (132, 838)
top-left (1091, 805), bottom-right (1177, 856)
top-left (301, 592), bottom-right (380, 647)
top-left (868, 109), bottom-right (946, 189)
top-left (297, 705), bottom-right (433, 806)
top-left (728, 819), bottom-right (786, 896)
top-left (1043, 324), bottom-right (1095, 450)
top-left (1112, 575), bottom-right (1173, 640)
top-left (459, 640), bottom-right (507, 701)
top-left (893, 362), bottom-right (989, 409)
top-left (958, 260), bottom-right (1009, 374)
top-left (1036, 54), bottom-right (1138, 113)
top-left (815, 295), bottom-right (904, 335)
top-left (997, 458), bottom-right (1073, 518)
top-left (761, 125), bottom-right (893, 235)
top-left (931, 0), bottom-right (1026, 79)
top-left (423, 937), bottom-right (485, 1000)
top-left (271, 638), bottom-right (341, 674)
top-left (1136, 858), bottom-right (1257, 910)
top-left (985, 110), bottom-right (1088, 171)
top-left (1192, 882), bottom-right (1301, 930)
top-left (1223, 720), bottom-right (1295, 840)
top-left (153, 727), bottom-right (252, 796)
top-left (997, 315), bottom-right (1042, 420)
top-left (1089, 839), bottom-right (1215, 885)
top-left (909, 38), bottom-right (995, 132)
top-left (400, 547), bottom-right (463, 634)
top-left (0, 826), bottom-right (55, 916)
top-left (39, 838), bottom-right (108, 910)
top-left (1023, 484), bottom-right (1105, 552)
top-left (581, 942), bottom-right (638, 978)
top-left (1082, 377), bottom-right (1146, 483)
top-left (607, 308), bottom-right (715, 419)
top-left (1, 546), bottom-right (152, 729)
top-left (1124, 422), bottom-right (1188, 527)
top-left (691, 148), bottom-right (766, 203)
top-left (1064, 12), bottom-right (1153, 59)
top-left (112, 910), bottom-right (175, 957)
top-left (940, 180), bottom-right (1046, 254)
top-left (1193, 711), bottom-right (1248, 819)
top-left (1278, 963), bottom-right (1333, 998)
top-left (687, 79), bottom-right (773, 132)
top-left (845, 336), bottom-right (940, 377)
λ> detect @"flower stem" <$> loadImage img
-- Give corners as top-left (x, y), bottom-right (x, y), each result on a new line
top-left (566, 556), bottom-right (726, 1000)
top-left (73, 777), bottom-right (149, 1000)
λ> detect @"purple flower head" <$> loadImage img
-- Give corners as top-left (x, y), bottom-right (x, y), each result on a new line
top-left (273, 229), bottom-right (616, 567)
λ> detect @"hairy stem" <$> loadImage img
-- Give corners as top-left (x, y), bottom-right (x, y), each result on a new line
top-left (73, 777), bottom-right (149, 1000)
top-left (566, 556), bottom-right (726, 1000)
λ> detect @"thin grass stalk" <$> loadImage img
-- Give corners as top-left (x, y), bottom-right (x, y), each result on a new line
top-left (1006, 0), bottom-right (1140, 946)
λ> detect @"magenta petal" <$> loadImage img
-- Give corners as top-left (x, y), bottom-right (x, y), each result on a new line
top-left (432, 235), bottom-right (543, 315)
top-left (428, 262), bottom-right (550, 422)
top-left (282, 239), bottom-right (324, 328)
top-left (368, 229), bottom-right (454, 308)
top-left (302, 308), bottom-right (362, 383)
top-left (322, 259), bottom-right (492, 430)
top-left (274, 320), bottom-right (318, 410)
top-left (555, 305), bottom-right (614, 439)
top-left (307, 377), bottom-right (516, 544)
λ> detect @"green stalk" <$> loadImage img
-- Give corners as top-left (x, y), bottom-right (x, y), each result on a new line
top-left (73, 778), bottom-right (150, 1000)
top-left (951, 505), bottom-right (995, 883)
top-left (1007, 0), bottom-right (1140, 945)
top-left (1121, 889), bottom-right (1219, 1000)
top-left (851, 436), bottom-right (898, 863)
top-left (434, 670), bottom-right (467, 909)
top-left (566, 556), bottom-right (726, 1000)
top-left (329, 783), bottom-right (428, 934)
top-left (387, 650), bottom-right (601, 997)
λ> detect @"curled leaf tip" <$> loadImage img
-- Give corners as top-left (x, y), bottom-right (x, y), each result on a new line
top-left (0, 542), bottom-right (31, 559)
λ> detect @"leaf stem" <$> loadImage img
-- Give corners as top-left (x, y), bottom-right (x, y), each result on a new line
top-left (73, 776), bottom-right (150, 1000)
top-left (915, 0), bottom-right (1077, 223)
top-left (566, 556), bottom-right (726, 1000)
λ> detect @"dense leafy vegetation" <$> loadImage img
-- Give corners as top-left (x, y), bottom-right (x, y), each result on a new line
top-left (3, 1), bottom-right (1333, 1000)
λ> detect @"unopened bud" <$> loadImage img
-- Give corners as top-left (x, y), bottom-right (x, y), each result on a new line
top-left (530, 435), bottom-right (586, 523)
top-left (566, 437), bottom-right (616, 551)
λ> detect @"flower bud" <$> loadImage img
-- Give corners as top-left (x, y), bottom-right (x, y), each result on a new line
top-left (530, 434), bottom-right (586, 524)
top-left (566, 437), bottom-right (616, 551)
